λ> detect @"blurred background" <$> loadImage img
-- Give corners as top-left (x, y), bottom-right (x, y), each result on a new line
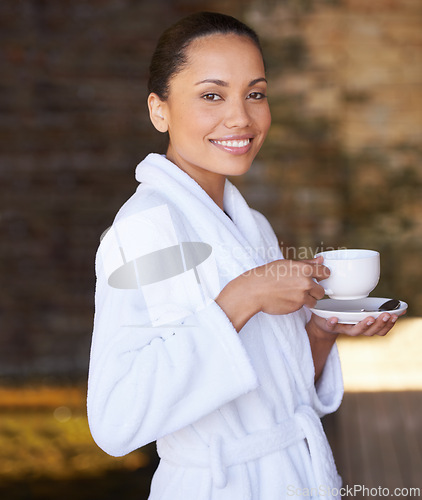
top-left (1, 0), bottom-right (421, 498)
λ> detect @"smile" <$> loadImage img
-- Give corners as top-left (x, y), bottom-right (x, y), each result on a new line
top-left (211, 139), bottom-right (251, 148)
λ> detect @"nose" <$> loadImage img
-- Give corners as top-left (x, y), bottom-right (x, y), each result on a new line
top-left (224, 98), bottom-right (251, 129)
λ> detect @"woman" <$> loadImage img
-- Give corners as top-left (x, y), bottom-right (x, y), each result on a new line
top-left (87, 12), bottom-right (398, 499)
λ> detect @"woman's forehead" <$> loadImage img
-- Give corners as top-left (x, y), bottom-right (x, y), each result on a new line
top-left (187, 32), bottom-right (260, 57)
top-left (181, 33), bottom-right (265, 78)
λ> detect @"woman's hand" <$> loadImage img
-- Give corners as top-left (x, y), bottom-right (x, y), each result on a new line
top-left (216, 256), bottom-right (330, 332)
top-left (306, 310), bottom-right (403, 382)
top-left (309, 311), bottom-right (400, 338)
top-left (243, 257), bottom-right (330, 315)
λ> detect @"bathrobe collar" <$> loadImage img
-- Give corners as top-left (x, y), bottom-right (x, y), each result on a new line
top-left (135, 153), bottom-right (264, 266)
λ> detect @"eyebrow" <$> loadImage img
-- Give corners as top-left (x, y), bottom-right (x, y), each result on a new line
top-left (195, 77), bottom-right (267, 87)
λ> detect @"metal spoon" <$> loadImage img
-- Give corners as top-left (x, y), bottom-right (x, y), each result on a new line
top-left (360, 298), bottom-right (401, 313)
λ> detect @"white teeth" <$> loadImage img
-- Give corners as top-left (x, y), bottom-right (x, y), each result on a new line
top-left (213, 139), bottom-right (250, 148)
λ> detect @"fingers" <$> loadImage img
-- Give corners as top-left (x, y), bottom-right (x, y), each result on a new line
top-left (312, 263), bottom-right (330, 281)
top-left (302, 255), bottom-right (323, 265)
top-left (327, 313), bottom-right (398, 336)
top-left (301, 258), bottom-right (330, 282)
top-left (310, 280), bottom-right (326, 300)
top-left (305, 283), bottom-right (326, 308)
top-left (304, 293), bottom-right (318, 309)
top-left (359, 313), bottom-right (398, 336)
top-left (297, 259), bottom-right (328, 306)
top-left (324, 317), bottom-right (342, 334)
top-left (257, 259), bottom-right (328, 312)
top-left (272, 258), bottom-right (329, 282)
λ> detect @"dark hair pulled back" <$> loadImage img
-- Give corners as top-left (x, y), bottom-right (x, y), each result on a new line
top-left (148, 11), bottom-right (264, 100)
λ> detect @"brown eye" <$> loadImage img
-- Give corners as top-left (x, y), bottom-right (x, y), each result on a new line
top-left (248, 92), bottom-right (266, 100)
top-left (202, 93), bottom-right (222, 101)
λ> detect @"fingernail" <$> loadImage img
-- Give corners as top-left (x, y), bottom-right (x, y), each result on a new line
top-left (329, 319), bottom-right (337, 325)
top-left (383, 315), bottom-right (389, 322)
top-left (367, 320), bottom-right (374, 326)
top-left (392, 316), bottom-right (398, 323)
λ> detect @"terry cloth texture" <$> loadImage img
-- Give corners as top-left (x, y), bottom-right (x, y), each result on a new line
top-left (87, 153), bottom-right (344, 499)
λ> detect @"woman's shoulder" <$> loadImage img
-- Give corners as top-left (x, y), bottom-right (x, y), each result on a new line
top-left (96, 184), bottom-right (180, 258)
top-left (114, 183), bottom-right (168, 223)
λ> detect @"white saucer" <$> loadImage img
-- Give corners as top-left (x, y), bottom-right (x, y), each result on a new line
top-left (310, 297), bottom-right (408, 324)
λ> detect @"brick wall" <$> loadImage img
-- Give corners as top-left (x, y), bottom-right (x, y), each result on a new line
top-left (1, 0), bottom-right (421, 379)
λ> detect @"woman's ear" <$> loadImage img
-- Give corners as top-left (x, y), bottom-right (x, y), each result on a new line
top-left (148, 93), bottom-right (168, 133)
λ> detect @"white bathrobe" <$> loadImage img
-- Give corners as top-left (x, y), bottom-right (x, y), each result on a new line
top-left (87, 153), bottom-right (344, 499)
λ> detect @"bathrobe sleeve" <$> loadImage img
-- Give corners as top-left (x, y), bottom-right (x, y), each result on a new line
top-left (87, 208), bottom-right (259, 457)
top-left (311, 334), bottom-right (344, 416)
top-left (297, 308), bottom-right (344, 417)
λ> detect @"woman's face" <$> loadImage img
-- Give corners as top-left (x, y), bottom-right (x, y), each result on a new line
top-left (152, 33), bottom-right (271, 191)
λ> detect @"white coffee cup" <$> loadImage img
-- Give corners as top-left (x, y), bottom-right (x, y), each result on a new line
top-left (316, 249), bottom-right (380, 300)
